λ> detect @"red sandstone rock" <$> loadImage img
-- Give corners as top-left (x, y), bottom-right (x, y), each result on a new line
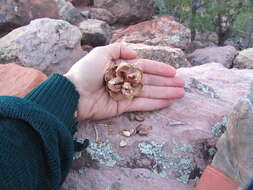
top-left (94, 0), bottom-right (154, 24)
top-left (0, 64), bottom-right (47, 97)
top-left (187, 46), bottom-right (237, 68)
top-left (112, 16), bottom-right (191, 50)
top-left (62, 63), bottom-right (253, 190)
top-left (125, 43), bottom-right (191, 68)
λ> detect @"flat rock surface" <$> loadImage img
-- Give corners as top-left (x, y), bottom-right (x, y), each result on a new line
top-left (125, 43), bottom-right (191, 68)
top-left (0, 63), bottom-right (47, 97)
top-left (62, 63), bottom-right (253, 190)
top-left (112, 16), bottom-right (191, 50)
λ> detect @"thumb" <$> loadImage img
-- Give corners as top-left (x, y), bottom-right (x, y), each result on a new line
top-left (105, 43), bottom-right (137, 60)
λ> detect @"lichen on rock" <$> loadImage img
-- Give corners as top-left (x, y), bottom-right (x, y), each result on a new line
top-left (138, 141), bottom-right (195, 184)
top-left (86, 140), bottom-right (124, 167)
top-left (138, 141), bottom-right (170, 169)
top-left (211, 116), bottom-right (228, 137)
top-left (188, 78), bottom-right (219, 98)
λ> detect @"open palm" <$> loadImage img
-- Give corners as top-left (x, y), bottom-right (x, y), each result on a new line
top-left (65, 43), bottom-right (185, 120)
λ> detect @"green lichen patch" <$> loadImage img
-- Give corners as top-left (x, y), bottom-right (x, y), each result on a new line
top-left (211, 116), bottom-right (228, 137)
top-left (138, 141), bottom-right (170, 169)
top-left (138, 141), bottom-right (195, 184)
top-left (86, 140), bottom-right (124, 167)
top-left (189, 78), bottom-right (219, 99)
top-left (171, 139), bottom-right (196, 155)
top-left (170, 157), bottom-right (193, 184)
top-left (179, 144), bottom-right (196, 153)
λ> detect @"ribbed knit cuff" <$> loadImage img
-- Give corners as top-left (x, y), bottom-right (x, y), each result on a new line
top-left (24, 74), bottom-right (80, 133)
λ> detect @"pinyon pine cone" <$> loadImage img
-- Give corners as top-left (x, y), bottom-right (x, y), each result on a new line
top-left (104, 62), bottom-right (143, 101)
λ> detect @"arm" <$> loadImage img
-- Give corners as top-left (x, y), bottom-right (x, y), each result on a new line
top-left (0, 74), bottom-right (79, 190)
top-left (0, 43), bottom-right (185, 190)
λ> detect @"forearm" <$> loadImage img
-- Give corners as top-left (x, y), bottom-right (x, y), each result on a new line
top-left (0, 74), bottom-right (80, 190)
top-left (24, 73), bottom-right (80, 132)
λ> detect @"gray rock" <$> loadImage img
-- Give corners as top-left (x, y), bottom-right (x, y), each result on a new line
top-left (56, 0), bottom-right (82, 24)
top-left (0, 0), bottom-right (59, 37)
top-left (69, 0), bottom-right (93, 6)
top-left (94, 0), bottom-right (155, 25)
top-left (63, 63), bottom-right (253, 190)
top-left (186, 40), bottom-right (217, 54)
top-left (78, 19), bottom-right (112, 47)
top-left (233, 48), bottom-right (253, 69)
top-left (0, 18), bottom-right (85, 74)
top-left (212, 85), bottom-right (253, 188)
top-left (187, 46), bottom-right (237, 68)
top-left (80, 8), bottom-right (117, 25)
top-left (125, 43), bottom-right (191, 68)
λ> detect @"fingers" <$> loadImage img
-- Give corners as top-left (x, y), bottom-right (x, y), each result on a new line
top-left (126, 98), bottom-right (171, 112)
top-left (139, 85), bottom-right (185, 99)
top-left (138, 59), bottom-right (176, 77)
top-left (143, 74), bottom-right (185, 87)
top-left (105, 43), bottom-right (137, 60)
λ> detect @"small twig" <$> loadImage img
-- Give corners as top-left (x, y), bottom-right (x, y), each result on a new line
top-left (93, 125), bottom-right (99, 143)
top-left (168, 121), bottom-right (185, 127)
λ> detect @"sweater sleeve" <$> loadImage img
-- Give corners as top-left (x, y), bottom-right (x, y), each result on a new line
top-left (0, 74), bottom-right (80, 190)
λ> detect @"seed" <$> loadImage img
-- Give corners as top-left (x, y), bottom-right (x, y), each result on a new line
top-left (119, 140), bottom-right (127, 147)
top-left (138, 129), bottom-right (149, 136)
top-left (135, 114), bottom-right (145, 122)
top-left (120, 130), bottom-right (131, 137)
top-left (129, 128), bottom-right (136, 135)
top-left (135, 124), bottom-right (152, 136)
top-left (136, 124), bottom-right (144, 132)
top-left (128, 113), bottom-right (136, 121)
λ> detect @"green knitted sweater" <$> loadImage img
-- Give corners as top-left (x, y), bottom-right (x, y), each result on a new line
top-left (0, 74), bottom-right (80, 190)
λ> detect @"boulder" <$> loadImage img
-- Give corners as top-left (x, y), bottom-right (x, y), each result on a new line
top-left (112, 16), bottom-right (191, 50)
top-left (80, 8), bottom-right (117, 25)
top-left (0, 0), bottom-right (59, 37)
top-left (56, 0), bottom-right (83, 24)
top-left (0, 63), bottom-right (47, 97)
top-left (125, 43), bottom-right (191, 68)
top-left (212, 86), bottom-right (253, 187)
top-left (70, 0), bottom-right (93, 6)
top-left (93, 0), bottom-right (154, 25)
top-left (0, 18), bottom-right (85, 75)
top-left (233, 48), bottom-right (253, 69)
top-left (62, 63), bottom-right (253, 190)
top-left (187, 46), bottom-right (237, 68)
top-left (78, 19), bottom-right (112, 47)
top-left (186, 40), bottom-right (217, 54)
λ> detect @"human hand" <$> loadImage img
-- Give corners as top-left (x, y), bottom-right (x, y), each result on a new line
top-left (64, 43), bottom-right (185, 120)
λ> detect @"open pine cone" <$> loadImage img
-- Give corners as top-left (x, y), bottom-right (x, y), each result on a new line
top-left (104, 61), bottom-right (143, 101)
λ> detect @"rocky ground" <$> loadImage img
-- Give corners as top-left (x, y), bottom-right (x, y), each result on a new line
top-left (0, 0), bottom-right (253, 190)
